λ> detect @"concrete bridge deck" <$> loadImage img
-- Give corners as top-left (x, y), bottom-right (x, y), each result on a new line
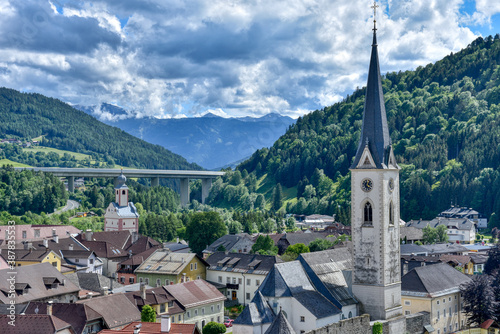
top-left (14, 167), bottom-right (225, 206)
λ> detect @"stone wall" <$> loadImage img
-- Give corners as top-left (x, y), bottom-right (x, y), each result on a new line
top-left (305, 314), bottom-right (371, 334)
top-left (405, 311), bottom-right (430, 334)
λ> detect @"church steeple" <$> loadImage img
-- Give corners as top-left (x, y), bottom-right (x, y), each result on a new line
top-left (351, 11), bottom-right (392, 169)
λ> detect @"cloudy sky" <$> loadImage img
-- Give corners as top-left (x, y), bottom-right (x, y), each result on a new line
top-left (0, 0), bottom-right (498, 119)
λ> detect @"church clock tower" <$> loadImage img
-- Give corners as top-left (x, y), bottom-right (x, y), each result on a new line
top-left (350, 6), bottom-right (402, 321)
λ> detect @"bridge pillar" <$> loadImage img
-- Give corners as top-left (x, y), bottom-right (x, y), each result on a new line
top-left (67, 176), bottom-right (75, 193)
top-left (180, 178), bottom-right (190, 207)
top-left (151, 177), bottom-right (160, 187)
top-left (201, 178), bottom-right (212, 204)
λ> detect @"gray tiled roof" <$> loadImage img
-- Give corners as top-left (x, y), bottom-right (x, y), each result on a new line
top-left (112, 202), bottom-right (139, 218)
top-left (165, 280), bottom-right (226, 309)
top-left (234, 291), bottom-right (275, 326)
top-left (402, 263), bottom-right (471, 297)
top-left (134, 249), bottom-right (204, 275)
top-left (407, 218), bottom-right (475, 231)
top-left (0, 263), bottom-right (80, 304)
top-left (400, 244), bottom-right (429, 255)
top-left (420, 243), bottom-right (469, 255)
top-left (259, 261), bottom-right (341, 318)
top-left (204, 234), bottom-right (254, 253)
top-left (299, 249), bottom-right (357, 307)
top-left (264, 309), bottom-right (295, 334)
top-left (206, 252), bottom-right (281, 275)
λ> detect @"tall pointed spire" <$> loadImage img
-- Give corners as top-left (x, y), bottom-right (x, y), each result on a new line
top-left (351, 2), bottom-right (392, 169)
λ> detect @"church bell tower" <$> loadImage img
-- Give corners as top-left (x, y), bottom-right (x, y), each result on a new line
top-left (350, 4), bottom-right (402, 320)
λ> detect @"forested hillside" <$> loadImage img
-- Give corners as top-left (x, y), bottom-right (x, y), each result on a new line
top-left (0, 88), bottom-right (200, 170)
top-left (212, 35), bottom-right (500, 225)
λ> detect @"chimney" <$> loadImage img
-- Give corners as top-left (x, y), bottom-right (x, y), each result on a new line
top-left (176, 237), bottom-right (179, 244)
top-left (128, 250), bottom-right (133, 259)
top-left (85, 229), bottom-right (93, 241)
top-left (23, 242), bottom-right (29, 250)
top-left (43, 239), bottom-right (48, 248)
top-left (132, 232), bottom-right (139, 244)
top-left (47, 301), bottom-right (53, 316)
top-left (140, 283), bottom-right (147, 300)
top-left (134, 324), bottom-right (142, 334)
top-left (69, 244), bottom-right (73, 251)
top-left (87, 292), bottom-right (93, 299)
top-left (53, 235), bottom-right (59, 244)
top-left (102, 286), bottom-right (109, 296)
top-left (161, 315), bottom-right (171, 333)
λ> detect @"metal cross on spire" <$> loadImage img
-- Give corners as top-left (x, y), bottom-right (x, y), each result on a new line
top-left (371, 1), bottom-right (379, 30)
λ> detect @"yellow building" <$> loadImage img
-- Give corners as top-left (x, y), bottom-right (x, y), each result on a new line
top-left (1, 249), bottom-right (62, 272)
top-left (135, 248), bottom-right (208, 287)
top-left (402, 263), bottom-right (471, 334)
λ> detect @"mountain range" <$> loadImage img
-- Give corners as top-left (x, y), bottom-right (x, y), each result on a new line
top-left (78, 104), bottom-right (295, 170)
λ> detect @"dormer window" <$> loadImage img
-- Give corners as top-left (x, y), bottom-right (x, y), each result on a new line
top-left (43, 277), bottom-right (61, 289)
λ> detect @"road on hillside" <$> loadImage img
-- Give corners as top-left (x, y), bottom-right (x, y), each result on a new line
top-left (51, 199), bottom-right (80, 215)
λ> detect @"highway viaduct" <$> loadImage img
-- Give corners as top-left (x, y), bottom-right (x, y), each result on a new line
top-left (14, 167), bottom-right (225, 207)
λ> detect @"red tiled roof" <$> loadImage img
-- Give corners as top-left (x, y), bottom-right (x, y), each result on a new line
top-left (99, 322), bottom-right (199, 334)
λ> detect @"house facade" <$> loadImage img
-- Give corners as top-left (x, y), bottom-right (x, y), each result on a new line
top-left (203, 234), bottom-right (255, 258)
top-left (205, 252), bottom-right (281, 306)
top-left (401, 263), bottom-right (471, 334)
top-left (165, 280), bottom-right (226, 330)
top-left (135, 249), bottom-right (207, 287)
top-left (60, 250), bottom-right (103, 274)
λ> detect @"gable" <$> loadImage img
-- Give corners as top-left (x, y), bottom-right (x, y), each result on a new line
top-left (355, 146), bottom-right (376, 169)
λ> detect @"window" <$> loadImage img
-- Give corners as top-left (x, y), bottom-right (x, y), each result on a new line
top-left (129, 277), bottom-right (135, 284)
top-left (437, 310), bottom-right (440, 320)
top-left (227, 291), bottom-right (230, 296)
top-left (187, 311), bottom-right (190, 318)
top-left (139, 277), bottom-right (143, 283)
top-left (404, 300), bottom-right (411, 306)
top-left (179, 315), bottom-right (182, 322)
top-left (211, 306), bottom-right (214, 312)
top-left (256, 279), bottom-right (260, 286)
top-left (160, 303), bottom-right (166, 313)
top-left (202, 308), bottom-right (205, 315)
top-left (449, 297), bottom-right (452, 302)
top-left (166, 279), bottom-right (170, 285)
top-left (157, 279), bottom-right (161, 287)
top-left (194, 309), bottom-right (198, 316)
top-left (22, 231), bottom-right (27, 239)
top-left (348, 311), bottom-right (352, 318)
top-left (120, 276), bottom-right (125, 283)
top-left (389, 202), bottom-right (394, 225)
top-left (443, 308), bottom-right (446, 317)
top-left (247, 279), bottom-right (251, 285)
top-left (122, 190), bottom-right (126, 195)
top-left (218, 276), bottom-right (222, 283)
top-left (238, 278), bottom-right (242, 284)
top-left (217, 304), bottom-right (221, 311)
top-left (443, 298), bottom-right (446, 303)
top-left (226, 277), bottom-right (230, 283)
top-left (364, 203), bottom-right (373, 224)
top-left (194, 263), bottom-right (197, 270)
top-left (75, 258), bottom-right (79, 263)
top-left (89, 259), bottom-right (94, 265)
top-left (300, 316), bottom-right (305, 322)
top-left (34, 229), bottom-right (40, 238)
top-left (145, 278), bottom-right (149, 285)
top-left (405, 310), bottom-right (410, 315)
top-left (233, 278), bottom-right (236, 284)
top-left (443, 327), bottom-right (446, 333)
top-left (437, 300), bottom-right (440, 305)
top-left (217, 316), bottom-right (220, 323)
top-left (246, 293), bottom-right (250, 300)
top-left (197, 276), bottom-right (200, 280)
top-left (52, 262), bottom-right (57, 267)
top-left (190, 264), bottom-right (193, 270)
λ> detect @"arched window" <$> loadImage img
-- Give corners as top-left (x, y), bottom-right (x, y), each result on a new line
top-left (122, 190), bottom-right (126, 195)
top-left (348, 311), bottom-right (352, 318)
top-left (364, 203), bottom-right (373, 224)
top-left (389, 202), bottom-right (394, 225)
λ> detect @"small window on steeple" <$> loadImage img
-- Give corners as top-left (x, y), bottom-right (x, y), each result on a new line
top-left (364, 203), bottom-right (373, 225)
top-left (122, 190), bottom-right (126, 195)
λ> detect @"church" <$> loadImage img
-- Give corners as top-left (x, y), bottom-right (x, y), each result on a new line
top-left (233, 6), bottom-right (409, 334)
top-left (104, 170), bottom-right (140, 232)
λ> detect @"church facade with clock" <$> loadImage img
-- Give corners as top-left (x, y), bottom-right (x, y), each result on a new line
top-left (349, 17), bottom-right (403, 321)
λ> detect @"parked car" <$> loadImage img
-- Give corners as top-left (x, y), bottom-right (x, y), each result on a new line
top-left (224, 319), bottom-right (234, 327)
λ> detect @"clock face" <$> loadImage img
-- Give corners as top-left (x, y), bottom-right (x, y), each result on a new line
top-left (389, 178), bottom-right (395, 192)
top-left (361, 178), bottom-right (373, 192)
